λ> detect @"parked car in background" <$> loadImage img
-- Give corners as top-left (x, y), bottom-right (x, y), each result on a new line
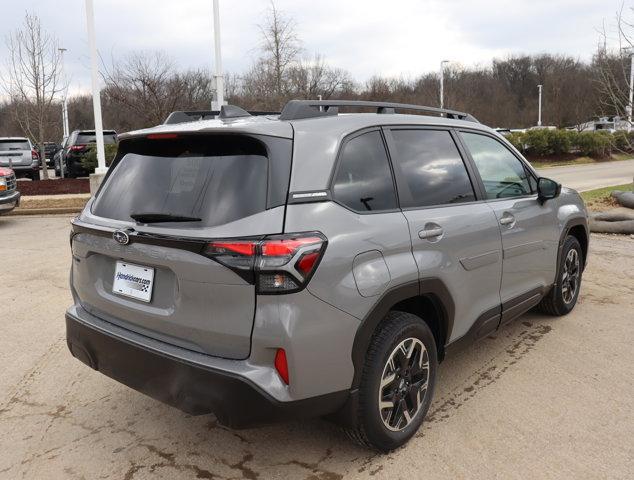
top-left (66, 101), bottom-right (588, 451)
top-left (55, 130), bottom-right (117, 178)
top-left (0, 167), bottom-right (20, 215)
top-left (0, 137), bottom-right (40, 181)
top-left (37, 142), bottom-right (61, 167)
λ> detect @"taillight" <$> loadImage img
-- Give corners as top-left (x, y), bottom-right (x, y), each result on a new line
top-left (31, 149), bottom-right (39, 160)
top-left (70, 145), bottom-right (86, 151)
top-left (203, 232), bottom-right (327, 294)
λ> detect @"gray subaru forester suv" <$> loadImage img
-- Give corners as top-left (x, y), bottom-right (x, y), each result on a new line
top-left (66, 100), bottom-right (588, 451)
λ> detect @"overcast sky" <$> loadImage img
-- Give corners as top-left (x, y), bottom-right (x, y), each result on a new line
top-left (0, 0), bottom-right (628, 96)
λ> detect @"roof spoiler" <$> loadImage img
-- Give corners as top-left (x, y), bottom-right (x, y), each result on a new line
top-left (163, 106), bottom-right (280, 125)
top-left (279, 100), bottom-right (479, 122)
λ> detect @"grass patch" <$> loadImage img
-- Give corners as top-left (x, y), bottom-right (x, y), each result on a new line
top-left (530, 157), bottom-right (595, 168)
top-left (580, 183), bottom-right (633, 211)
top-left (530, 154), bottom-right (633, 169)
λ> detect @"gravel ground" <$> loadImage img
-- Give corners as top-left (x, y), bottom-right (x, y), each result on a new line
top-left (0, 215), bottom-right (632, 479)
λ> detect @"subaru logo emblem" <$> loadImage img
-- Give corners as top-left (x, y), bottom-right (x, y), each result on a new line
top-left (113, 230), bottom-right (130, 245)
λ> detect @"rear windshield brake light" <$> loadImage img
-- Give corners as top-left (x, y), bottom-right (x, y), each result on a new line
top-left (147, 133), bottom-right (179, 140)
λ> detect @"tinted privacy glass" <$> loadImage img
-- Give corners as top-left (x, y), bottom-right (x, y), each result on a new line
top-left (0, 140), bottom-right (30, 151)
top-left (92, 135), bottom-right (269, 227)
top-left (333, 131), bottom-right (397, 212)
top-left (461, 132), bottom-right (532, 199)
top-left (391, 129), bottom-right (475, 207)
top-left (76, 133), bottom-right (117, 145)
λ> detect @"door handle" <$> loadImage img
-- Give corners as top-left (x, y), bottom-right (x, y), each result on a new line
top-left (499, 212), bottom-right (515, 227)
top-left (418, 227), bottom-right (444, 239)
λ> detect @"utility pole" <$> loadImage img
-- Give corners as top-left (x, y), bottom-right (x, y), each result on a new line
top-left (58, 48), bottom-right (69, 141)
top-left (211, 0), bottom-right (224, 111)
top-left (440, 60), bottom-right (449, 109)
top-left (537, 84), bottom-right (543, 127)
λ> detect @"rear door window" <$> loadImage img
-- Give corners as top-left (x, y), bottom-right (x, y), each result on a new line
top-left (390, 129), bottom-right (476, 208)
top-left (0, 140), bottom-right (30, 151)
top-left (92, 135), bottom-right (273, 227)
top-left (76, 132), bottom-right (117, 145)
top-left (332, 130), bottom-right (397, 212)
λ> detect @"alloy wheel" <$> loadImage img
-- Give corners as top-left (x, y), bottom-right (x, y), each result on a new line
top-left (378, 337), bottom-right (430, 432)
top-left (562, 248), bottom-right (580, 304)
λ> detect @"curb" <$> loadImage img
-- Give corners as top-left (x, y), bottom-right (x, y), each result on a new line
top-left (8, 207), bottom-right (82, 216)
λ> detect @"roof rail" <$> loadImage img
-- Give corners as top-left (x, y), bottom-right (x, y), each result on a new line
top-left (279, 99), bottom-right (478, 122)
top-left (163, 106), bottom-right (280, 125)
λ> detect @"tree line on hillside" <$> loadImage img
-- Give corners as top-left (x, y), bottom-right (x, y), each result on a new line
top-left (1, 3), bottom-right (633, 143)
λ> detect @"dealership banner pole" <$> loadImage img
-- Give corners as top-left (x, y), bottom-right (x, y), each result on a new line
top-left (211, 0), bottom-right (224, 111)
top-left (85, 0), bottom-right (107, 174)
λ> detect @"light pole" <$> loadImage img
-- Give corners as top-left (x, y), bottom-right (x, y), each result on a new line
top-left (440, 60), bottom-right (449, 109)
top-left (627, 50), bottom-right (634, 133)
top-left (85, 0), bottom-right (107, 180)
top-left (211, 0), bottom-right (224, 111)
top-left (537, 84), bottom-right (543, 127)
top-left (58, 48), bottom-right (69, 141)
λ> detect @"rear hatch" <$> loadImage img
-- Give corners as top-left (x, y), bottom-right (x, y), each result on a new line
top-left (0, 139), bottom-right (32, 167)
top-left (70, 132), bottom-right (292, 359)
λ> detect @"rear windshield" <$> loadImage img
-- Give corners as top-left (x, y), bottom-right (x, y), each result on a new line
top-left (92, 135), bottom-right (273, 227)
top-left (0, 140), bottom-right (30, 151)
top-left (76, 132), bottom-right (117, 145)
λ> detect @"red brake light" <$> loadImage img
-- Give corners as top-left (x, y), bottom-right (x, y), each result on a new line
top-left (147, 133), bottom-right (179, 140)
top-left (296, 251), bottom-right (320, 276)
top-left (274, 348), bottom-right (289, 385)
top-left (70, 145), bottom-right (86, 151)
top-left (261, 237), bottom-right (323, 257)
top-left (207, 241), bottom-right (256, 256)
top-left (31, 149), bottom-right (39, 159)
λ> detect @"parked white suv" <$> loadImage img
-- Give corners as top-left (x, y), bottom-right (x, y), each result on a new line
top-left (0, 137), bottom-right (41, 181)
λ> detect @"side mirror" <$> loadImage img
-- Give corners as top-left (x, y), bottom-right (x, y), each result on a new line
top-left (537, 177), bottom-right (561, 202)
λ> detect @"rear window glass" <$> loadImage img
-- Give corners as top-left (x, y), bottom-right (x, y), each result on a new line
top-left (92, 135), bottom-right (270, 227)
top-left (0, 140), bottom-right (30, 151)
top-left (76, 133), bottom-right (117, 145)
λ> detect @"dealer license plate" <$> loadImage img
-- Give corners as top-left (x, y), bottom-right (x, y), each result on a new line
top-left (112, 261), bottom-right (155, 303)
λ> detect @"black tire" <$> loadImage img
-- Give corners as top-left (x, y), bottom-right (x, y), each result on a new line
top-left (344, 311), bottom-right (437, 451)
top-left (30, 171), bottom-right (40, 181)
top-left (538, 235), bottom-right (583, 316)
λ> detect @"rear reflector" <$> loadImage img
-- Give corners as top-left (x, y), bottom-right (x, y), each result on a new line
top-left (274, 348), bottom-right (289, 385)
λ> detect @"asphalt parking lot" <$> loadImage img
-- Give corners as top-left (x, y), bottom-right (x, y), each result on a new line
top-left (1, 215), bottom-right (632, 479)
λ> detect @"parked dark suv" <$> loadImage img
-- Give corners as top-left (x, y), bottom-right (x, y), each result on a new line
top-left (66, 101), bottom-right (588, 451)
top-left (37, 142), bottom-right (61, 167)
top-left (55, 130), bottom-right (117, 178)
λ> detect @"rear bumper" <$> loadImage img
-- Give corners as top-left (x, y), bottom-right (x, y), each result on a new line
top-left (65, 308), bottom-right (348, 428)
top-left (0, 191), bottom-right (20, 214)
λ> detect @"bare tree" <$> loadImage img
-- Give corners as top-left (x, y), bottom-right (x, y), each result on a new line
top-left (594, 5), bottom-right (634, 130)
top-left (258, 1), bottom-right (302, 97)
top-left (101, 51), bottom-right (186, 129)
top-left (1, 12), bottom-right (64, 179)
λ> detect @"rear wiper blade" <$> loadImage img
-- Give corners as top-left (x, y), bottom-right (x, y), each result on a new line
top-left (130, 212), bottom-right (202, 223)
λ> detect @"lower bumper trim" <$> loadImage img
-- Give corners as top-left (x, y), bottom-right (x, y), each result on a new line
top-left (66, 313), bottom-right (348, 428)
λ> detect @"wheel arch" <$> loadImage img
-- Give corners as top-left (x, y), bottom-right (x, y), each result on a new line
top-left (329, 279), bottom-right (454, 429)
top-left (350, 278), bottom-right (454, 390)
top-left (559, 217), bottom-right (589, 273)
